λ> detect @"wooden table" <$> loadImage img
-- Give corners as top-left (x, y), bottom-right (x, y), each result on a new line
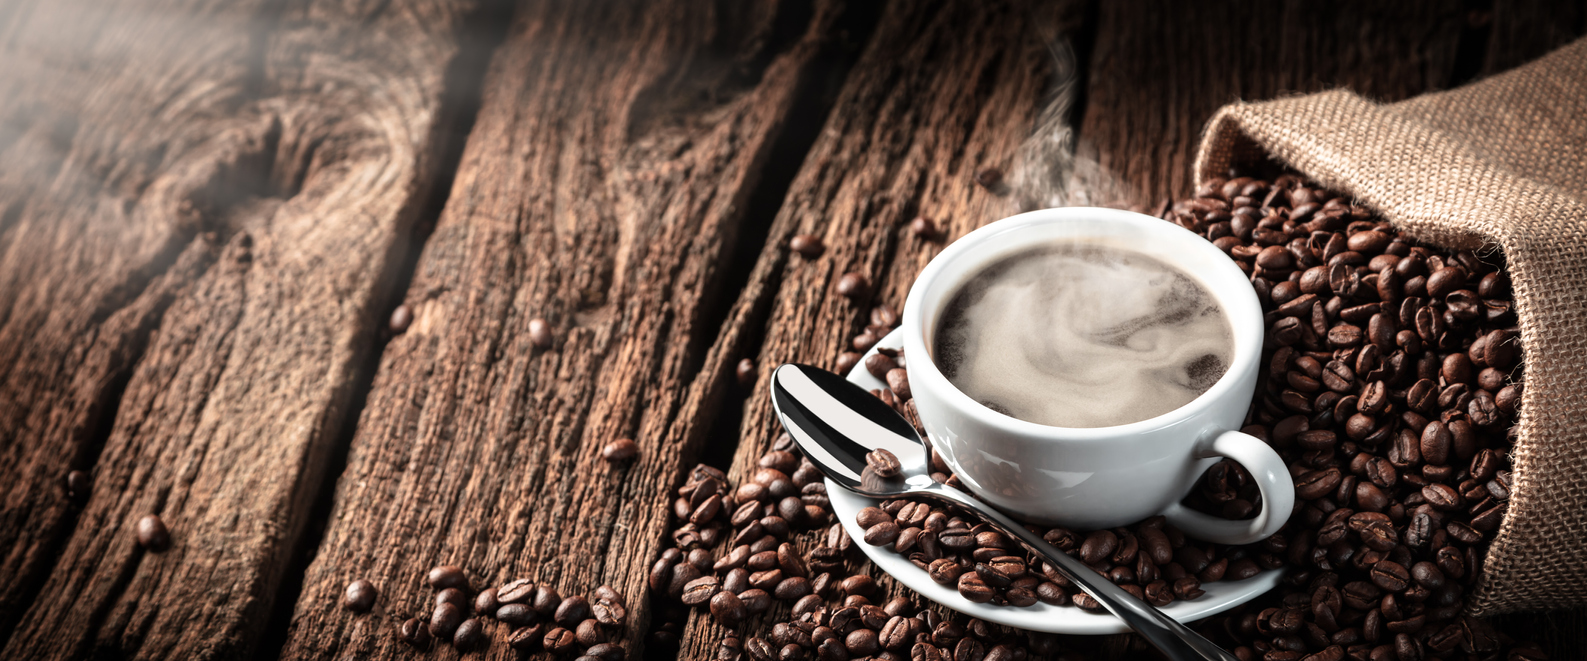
top-left (1, 0), bottom-right (1582, 659)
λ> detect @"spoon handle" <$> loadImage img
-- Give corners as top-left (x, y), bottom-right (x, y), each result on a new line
top-left (917, 483), bottom-right (1238, 661)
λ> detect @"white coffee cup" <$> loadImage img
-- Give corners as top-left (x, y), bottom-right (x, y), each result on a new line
top-left (901, 207), bottom-right (1293, 545)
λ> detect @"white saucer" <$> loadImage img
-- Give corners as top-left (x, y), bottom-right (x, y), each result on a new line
top-left (827, 328), bottom-right (1283, 635)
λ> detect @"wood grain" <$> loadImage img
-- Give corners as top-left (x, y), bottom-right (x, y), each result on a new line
top-left (1079, 0), bottom-right (1468, 206)
top-left (0, 0), bottom-right (487, 657)
top-left (276, 0), bottom-right (857, 658)
top-left (674, 0), bottom-right (1073, 657)
top-left (1482, 0), bottom-right (1587, 76)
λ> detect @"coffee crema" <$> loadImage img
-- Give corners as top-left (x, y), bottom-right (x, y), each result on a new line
top-left (933, 242), bottom-right (1232, 428)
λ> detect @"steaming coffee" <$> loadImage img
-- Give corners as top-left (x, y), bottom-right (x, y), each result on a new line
top-left (933, 242), bottom-right (1232, 428)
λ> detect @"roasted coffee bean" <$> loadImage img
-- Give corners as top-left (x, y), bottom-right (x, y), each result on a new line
top-left (473, 587), bottom-right (500, 617)
top-left (541, 626), bottom-right (577, 654)
top-left (555, 594), bottom-right (590, 627)
top-left (497, 603), bottom-right (537, 627)
top-left (528, 318), bottom-right (554, 349)
top-left (587, 643), bottom-right (625, 661)
top-left (429, 603), bottom-right (465, 639)
top-left (840, 574), bottom-right (877, 597)
top-left (342, 580), bottom-right (378, 612)
top-left (866, 449), bottom-right (902, 478)
top-left (682, 576), bottom-right (721, 605)
top-left (740, 589), bottom-right (772, 614)
top-left (846, 628), bottom-right (881, 656)
top-left (957, 574), bottom-right (994, 603)
top-left (836, 273), bottom-right (870, 298)
top-left (776, 577), bottom-right (813, 601)
top-left (452, 618), bottom-right (485, 651)
top-left (1296, 468), bottom-right (1342, 500)
top-left (136, 514), bottom-right (170, 552)
top-left (427, 565), bottom-right (469, 591)
top-left (1371, 561), bottom-right (1411, 592)
top-left (436, 587), bottom-right (469, 610)
top-left (1079, 530), bottom-right (1117, 564)
top-left (602, 438), bottom-right (639, 462)
top-left (399, 617), bottom-right (433, 649)
top-left (865, 521), bottom-right (901, 546)
top-left (711, 590), bottom-right (747, 625)
top-left (790, 234), bottom-right (826, 257)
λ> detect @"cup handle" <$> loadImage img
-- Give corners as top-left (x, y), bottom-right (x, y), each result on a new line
top-left (1162, 429), bottom-right (1295, 545)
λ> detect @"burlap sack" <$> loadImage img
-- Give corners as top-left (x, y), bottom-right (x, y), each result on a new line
top-left (1193, 38), bottom-right (1587, 616)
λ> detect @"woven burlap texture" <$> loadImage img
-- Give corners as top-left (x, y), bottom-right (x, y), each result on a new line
top-left (1195, 38), bottom-right (1587, 616)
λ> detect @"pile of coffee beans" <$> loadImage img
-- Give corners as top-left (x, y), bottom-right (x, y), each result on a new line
top-left (658, 172), bottom-right (1549, 661)
top-left (345, 564), bottom-right (628, 658)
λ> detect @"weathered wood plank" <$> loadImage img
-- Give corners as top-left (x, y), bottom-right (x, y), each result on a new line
top-left (0, 0), bottom-right (489, 657)
top-left (675, 0), bottom-right (1075, 657)
top-left (1079, 0), bottom-right (1467, 206)
top-left (277, 1), bottom-right (860, 658)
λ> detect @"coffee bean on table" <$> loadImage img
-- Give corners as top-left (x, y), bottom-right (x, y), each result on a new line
top-left (836, 272), bottom-right (870, 298)
top-left (389, 304), bottom-right (412, 333)
top-left (474, 587), bottom-right (500, 616)
top-left (136, 514), bottom-right (170, 551)
top-left (427, 565), bottom-right (468, 591)
top-left (342, 580), bottom-right (378, 612)
top-left (737, 358), bottom-right (758, 387)
top-left (497, 603), bottom-right (537, 627)
top-left (543, 627), bottom-right (578, 654)
top-left (498, 578), bottom-right (535, 604)
top-left (865, 449), bottom-right (902, 478)
top-left (532, 585), bottom-right (563, 615)
top-left (509, 623), bottom-right (548, 651)
top-left (910, 217), bottom-right (938, 239)
top-left (436, 587), bottom-right (469, 610)
top-left (66, 470), bottom-right (91, 502)
top-left (711, 590), bottom-right (747, 625)
top-left (429, 602), bottom-right (464, 639)
top-left (602, 438), bottom-right (639, 462)
top-left (398, 617), bottom-right (432, 649)
top-left (555, 594), bottom-right (591, 627)
top-left (592, 596), bottom-right (626, 625)
top-left (790, 234), bottom-right (826, 257)
top-left (576, 618), bottom-right (603, 646)
top-left (528, 317), bottom-right (554, 349)
top-left (452, 618), bottom-right (485, 651)
top-left (587, 643), bottom-right (625, 661)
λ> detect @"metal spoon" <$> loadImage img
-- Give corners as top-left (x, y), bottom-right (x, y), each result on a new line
top-left (770, 363), bottom-right (1238, 661)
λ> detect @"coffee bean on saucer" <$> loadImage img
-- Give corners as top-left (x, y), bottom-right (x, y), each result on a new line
top-left (342, 580), bottom-right (378, 612)
top-left (602, 438), bottom-right (638, 462)
top-left (427, 565), bottom-right (469, 591)
top-left (865, 449), bottom-right (901, 478)
top-left (134, 514), bottom-right (172, 552)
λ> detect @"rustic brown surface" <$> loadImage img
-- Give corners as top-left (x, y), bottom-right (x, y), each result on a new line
top-left (675, 0), bottom-right (1069, 658)
top-left (276, 0), bottom-right (859, 658)
top-left (1081, 0), bottom-right (1468, 206)
top-left (0, 0), bottom-right (487, 657)
top-left (1, 0), bottom-right (1582, 658)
